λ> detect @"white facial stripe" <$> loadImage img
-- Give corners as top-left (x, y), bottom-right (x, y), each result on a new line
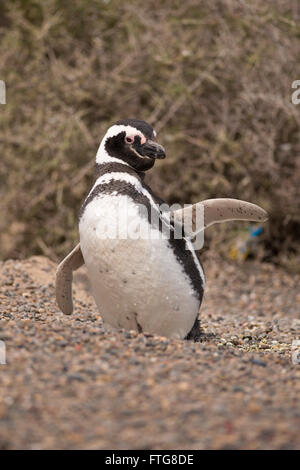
top-left (104, 124), bottom-right (145, 140)
top-left (95, 151), bottom-right (129, 166)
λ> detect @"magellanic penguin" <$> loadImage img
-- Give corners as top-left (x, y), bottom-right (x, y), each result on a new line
top-left (56, 119), bottom-right (268, 340)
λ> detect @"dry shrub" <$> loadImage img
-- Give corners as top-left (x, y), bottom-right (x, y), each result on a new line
top-left (0, 0), bottom-right (299, 269)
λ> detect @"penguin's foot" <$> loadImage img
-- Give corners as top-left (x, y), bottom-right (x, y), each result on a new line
top-left (185, 318), bottom-right (216, 343)
top-left (185, 318), bottom-right (202, 342)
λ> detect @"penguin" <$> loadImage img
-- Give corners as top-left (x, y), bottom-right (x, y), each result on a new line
top-left (56, 119), bottom-right (268, 340)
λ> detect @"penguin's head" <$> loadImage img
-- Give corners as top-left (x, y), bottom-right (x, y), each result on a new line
top-left (96, 119), bottom-right (166, 172)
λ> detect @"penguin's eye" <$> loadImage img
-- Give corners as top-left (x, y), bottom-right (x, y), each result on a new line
top-left (125, 136), bottom-right (134, 144)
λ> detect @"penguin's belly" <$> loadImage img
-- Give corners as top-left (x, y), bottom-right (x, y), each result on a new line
top-left (79, 195), bottom-right (201, 339)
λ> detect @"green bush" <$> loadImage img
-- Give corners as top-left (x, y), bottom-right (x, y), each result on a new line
top-left (0, 0), bottom-right (299, 270)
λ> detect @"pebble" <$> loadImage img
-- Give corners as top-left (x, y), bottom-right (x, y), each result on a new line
top-left (250, 358), bottom-right (267, 367)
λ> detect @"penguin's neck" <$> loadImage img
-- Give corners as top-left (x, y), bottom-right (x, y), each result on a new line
top-left (94, 160), bottom-right (145, 182)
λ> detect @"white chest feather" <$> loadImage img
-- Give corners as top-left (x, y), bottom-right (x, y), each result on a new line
top-left (79, 190), bottom-right (202, 339)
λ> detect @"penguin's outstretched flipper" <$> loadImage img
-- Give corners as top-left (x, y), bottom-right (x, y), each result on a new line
top-left (171, 198), bottom-right (268, 237)
top-left (56, 243), bottom-right (84, 315)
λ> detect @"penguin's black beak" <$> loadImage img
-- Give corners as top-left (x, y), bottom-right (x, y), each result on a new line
top-left (139, 140), bottom-right (166, 159)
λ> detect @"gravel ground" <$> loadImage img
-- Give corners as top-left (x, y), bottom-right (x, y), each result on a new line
top-left (0, 255), bottom-right (299, 450)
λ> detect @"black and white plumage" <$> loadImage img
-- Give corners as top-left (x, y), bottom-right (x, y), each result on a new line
top-left (78, 119), bottom-right (205, 339)
top-left (56, 119), bottom-right (268, 340)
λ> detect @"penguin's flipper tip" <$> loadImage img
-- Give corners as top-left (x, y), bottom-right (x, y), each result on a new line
top-left (260, 209), bottom-right (269, 222)
top-left (55, 243), bottom-right (84, 315)
top-left (200, 198), bottom-right (269, 228)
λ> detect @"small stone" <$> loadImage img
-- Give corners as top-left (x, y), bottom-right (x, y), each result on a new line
top-left (250, 358), bottom-right (267, 367)
top-left (67, 373), bottom-right (85, 383)
top-left (259, 344), bottom-right (270, 350)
